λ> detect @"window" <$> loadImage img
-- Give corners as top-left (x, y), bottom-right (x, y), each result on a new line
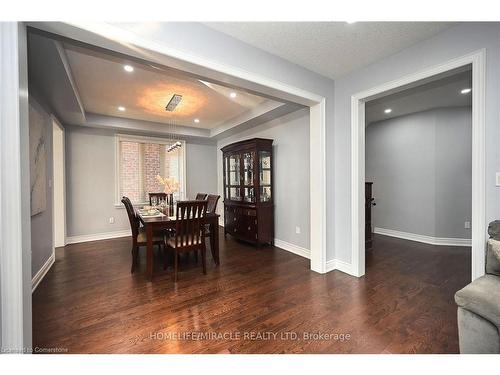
top-left (116, 135), bottom-right (185, 205)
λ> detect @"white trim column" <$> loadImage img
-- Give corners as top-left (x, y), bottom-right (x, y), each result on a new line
top-left (310, 99), bottom-right (327, 273)
top-left (0, 22), bottom-right (32, 353)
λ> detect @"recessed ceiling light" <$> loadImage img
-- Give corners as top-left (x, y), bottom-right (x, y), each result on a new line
top-left (461, 88), bottom-right (472, 94)
top-left (123, 65), bottom-right (134, 73)
top-left (118, 106), bottom-right (126, 111)
top-left (384, 108), bottom-right (392, 114)
top-left (346, 21), bottom-right (357, 24)
top-left (194, 118), bottom-right (200, 123)
top-left (230, 92), bottom-right (237, 98)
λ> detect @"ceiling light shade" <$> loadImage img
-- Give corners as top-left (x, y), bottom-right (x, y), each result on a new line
top-left (165, 94), bottom-right (183, 111)
top-left (230, 92), bottom-right (237, 98)
top-left (123, 65), bottom-right (134, 72)
top-left (194, 118), bottom-right (200, 123)
top-left (118, 106), bottom-right (126, 111)
top-left (346, 21), bottom-right (357, 24)
top-left (461, 88), bottom-right (472, 94)
top-left (384, 108), bottom-right (392, 114)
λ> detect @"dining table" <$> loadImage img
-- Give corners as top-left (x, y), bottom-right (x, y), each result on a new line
top-left (137, 206), bottom-right (220, 281)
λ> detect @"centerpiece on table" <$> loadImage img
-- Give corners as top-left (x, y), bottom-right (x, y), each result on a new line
top-left (156, 175), bottom-right (180, 215)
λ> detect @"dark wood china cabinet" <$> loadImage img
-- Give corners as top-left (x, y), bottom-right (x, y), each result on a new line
top-left (221, 138), bottom-right (274, 246)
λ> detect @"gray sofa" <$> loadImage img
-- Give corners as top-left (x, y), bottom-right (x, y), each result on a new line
top-left (455, 221), bottom-right (500, 353)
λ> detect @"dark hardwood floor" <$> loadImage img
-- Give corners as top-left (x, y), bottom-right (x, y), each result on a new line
top-left (32, 230), bottom-right (471, 353)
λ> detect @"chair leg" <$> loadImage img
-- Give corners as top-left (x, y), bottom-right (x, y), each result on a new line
top-left (174, 250), bottom-right (179, 282)
top-left (131, 246), bottom-right (138, 273)
top-left (202, 247), bottom-right (207, 275)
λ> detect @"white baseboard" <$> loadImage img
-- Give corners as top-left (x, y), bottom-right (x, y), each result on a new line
top-left (66, 229), bottom-right (132, 245)
top-left (326, 259), bottom-right (354, 275)
top-left (374, 227), bottom-right (472, 247)
top-left (274, 239), bottom-right (311, 259)
top-left (32, 251), bottom-right (55, 292)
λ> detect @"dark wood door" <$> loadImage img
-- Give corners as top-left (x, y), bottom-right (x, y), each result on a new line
top-left (365, 182), bottom-right (375, 250)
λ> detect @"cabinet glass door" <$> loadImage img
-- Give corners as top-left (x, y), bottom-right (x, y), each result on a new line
top-left (243, 187), bottom-right (256, 203)
top-left (243, 152), bottom-right (254, 186)
top-left (229, 154), bottom-right (242, 201)
top-left (224, 156), bottom-right (229, 200)
top-left (259, 151), bottom-right (272, 202)
top-left (243, 152), bottom-right (255, 202)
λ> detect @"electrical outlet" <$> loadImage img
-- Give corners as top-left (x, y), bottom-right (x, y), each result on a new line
top-left (464, 221), bottom-right (471, 229)
top-left (109, 217), bottom-right (115, 224)
top-left (295, 226), bottom-right (301, 234)
top-left (496, 172), bottom-right (500, 186)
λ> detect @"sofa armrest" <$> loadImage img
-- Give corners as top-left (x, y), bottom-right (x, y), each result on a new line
top-left (455, 275), bottom-right (500, 327)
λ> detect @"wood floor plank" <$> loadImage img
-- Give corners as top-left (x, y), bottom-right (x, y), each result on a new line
top-left (32, 230), bottom-right (470, 353)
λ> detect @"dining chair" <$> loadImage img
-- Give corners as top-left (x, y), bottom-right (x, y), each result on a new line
top-left (206, 194), bottom-right (220, 214)
top-left (165, 200), bottom-right (208, 282)
top-left (149, 192), bottom-right (167, 206)
top-left (121, 196), bottom-right (165, 273)
top-left (204, 195), bottom-right (220, 261)
top-left (195, 193), bottom-right (208, 200)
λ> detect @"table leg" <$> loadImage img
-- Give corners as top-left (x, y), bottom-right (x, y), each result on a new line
top-left (212, 218), bottom-right (220, 265)
top-left (146, 224), bottom-right (154, 281)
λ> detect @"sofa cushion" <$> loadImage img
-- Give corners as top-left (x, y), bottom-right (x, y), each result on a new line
top-left (486, 239), bottom-right (500, 277)
top-left (488, 220), bottom-right (500, 240)
top-left (455, 275), bottom-right (500, 327)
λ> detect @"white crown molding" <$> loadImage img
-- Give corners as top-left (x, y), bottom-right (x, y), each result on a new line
top-left (32, 251), bottom-right (55, 293)
top-left (54, 40), bottom-right (86, 122)
top-left (85, 113), bottom-right (211, 139)
top-left (274, 239), bottom-right (310, 259)
top-left (66, 229), bottom-right (131, 245)
top-left (210, 101), bottom-right (283, 138)
top-left (374, 227), bottom-right (472, 247)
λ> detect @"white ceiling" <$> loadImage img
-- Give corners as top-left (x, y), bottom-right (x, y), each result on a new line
top-left (63, 43), bottom-right (280, 130)
top-left (366, 69), bottom-right (472, 124)
top-left (205, 22), bottom-right (457, 79)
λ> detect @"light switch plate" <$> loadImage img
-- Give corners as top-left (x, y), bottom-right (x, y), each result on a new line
top-left (295, 226), bottom-right (301, 234)
top-left (497, 172), bottom-right (500, 186)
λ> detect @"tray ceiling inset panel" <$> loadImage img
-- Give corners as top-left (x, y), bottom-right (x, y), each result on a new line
top-left (64, 44), bottom-right (278, 129)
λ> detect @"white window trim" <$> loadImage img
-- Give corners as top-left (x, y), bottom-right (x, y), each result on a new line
top-left (114, 134), bottom-right (187, 207)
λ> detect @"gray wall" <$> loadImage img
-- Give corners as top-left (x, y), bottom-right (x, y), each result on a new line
top-left (366, 107), bottom-right (472, 239)
top-left (217, 108), bottom-right (310, 250)
top-left (29, 96), bottom-right (54, 278)
top-left (65, 125), bottom-right (217, 237)
top-left (334, 22), bottom-right (500, 263)
top-left (186, 142), bottom-right (218, 199)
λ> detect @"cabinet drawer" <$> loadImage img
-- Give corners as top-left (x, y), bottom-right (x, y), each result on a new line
top-left (242, 208), bottom-right (257, 217)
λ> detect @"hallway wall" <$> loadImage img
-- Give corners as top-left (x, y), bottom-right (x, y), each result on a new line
top-left (366, 107), bottom-right (472, 239)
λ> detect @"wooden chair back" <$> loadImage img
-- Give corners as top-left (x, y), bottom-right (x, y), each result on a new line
top-left (149, 192), bottom-right (167, 206)
top-left (173, 200), bottom-right (207, 250)
top-left (206, 194), bottom-right (220, 214)
top-left (121, 196), bottom-right (139, 238)
top-left (195, 193), bottom-right (208, 200)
